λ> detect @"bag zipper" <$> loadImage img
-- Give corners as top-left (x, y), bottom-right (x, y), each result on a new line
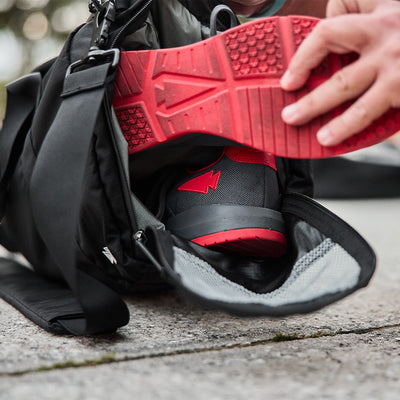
top-left (110, 0), bottom-right (153, 48)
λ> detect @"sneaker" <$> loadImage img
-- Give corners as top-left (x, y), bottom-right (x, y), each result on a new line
top-left (165, 146), bottom-right (287, 258)
top-left (113, 15), bottom-right (400, 159)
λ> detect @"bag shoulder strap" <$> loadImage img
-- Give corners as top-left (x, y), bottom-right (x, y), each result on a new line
top-left (29, 60), bottom-right (129, 335)
top-left (0, 60), bottom-right (129, 335)
top-left (0, 258), bottom-right (84, 334)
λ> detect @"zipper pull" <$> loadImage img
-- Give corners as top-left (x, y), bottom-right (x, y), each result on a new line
top-left (133, 230), bottom-right (164, 274)
top-left (134, 229), bottom-right (147, 243)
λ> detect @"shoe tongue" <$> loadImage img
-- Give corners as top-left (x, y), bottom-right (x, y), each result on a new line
top-left (224, 146), bottom-right (277, 170)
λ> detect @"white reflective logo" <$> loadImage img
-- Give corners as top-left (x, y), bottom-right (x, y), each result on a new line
top-left (102, 247), bottom-right (117, 265)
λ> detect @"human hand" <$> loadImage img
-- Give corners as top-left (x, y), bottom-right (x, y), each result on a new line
top-left (280, 0), bottom-right (400, 147)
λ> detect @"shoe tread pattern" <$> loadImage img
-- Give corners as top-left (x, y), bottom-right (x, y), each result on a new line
top-left (113, 16), bottom-right (400, 159)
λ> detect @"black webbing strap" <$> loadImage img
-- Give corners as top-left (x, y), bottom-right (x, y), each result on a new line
top-left (0, 258), bottom-right (84, 334)
top-left (0, 73), bottom-right (41, 219)
top-left (30, 62), bottom-right (129, 335)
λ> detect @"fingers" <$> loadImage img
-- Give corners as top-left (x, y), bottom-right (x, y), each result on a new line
top-left (326, 0), bottom-right (383, 17)
top-left (281, 15), bottom-right (369, 91)
top-left (326, 0), bottom-right (351, 17)
top-left (279, 0), bottom-right (400, 147)
top-left (280, 23), bottom-right (331, 91)
top-left (281, 59), bottom-right (377, 126)
top-left (316, 81), bottom-right (391, 146)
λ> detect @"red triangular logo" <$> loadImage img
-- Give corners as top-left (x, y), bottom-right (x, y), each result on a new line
top-left (177, 170), bottom-right (221, 194)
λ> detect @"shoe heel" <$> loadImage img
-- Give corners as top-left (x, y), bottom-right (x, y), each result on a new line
top-left (166, 204), bottom-right (287, 258)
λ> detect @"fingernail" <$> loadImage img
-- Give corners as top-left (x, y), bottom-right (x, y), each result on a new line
top-left (317, 126), bottom-right (333, 146)
top-left (281, 103), bottom-right (299, 123)
top-left (280, 70), bottom-right (293, 88)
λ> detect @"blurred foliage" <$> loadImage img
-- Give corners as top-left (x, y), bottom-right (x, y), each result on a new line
top-left (0, 0), bottom-right (76, 41)
top-left (0, 0), bottom-right (88, 124)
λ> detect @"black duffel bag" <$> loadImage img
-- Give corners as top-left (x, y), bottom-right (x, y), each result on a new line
top-left (0, 0), bottom-right (375, 335)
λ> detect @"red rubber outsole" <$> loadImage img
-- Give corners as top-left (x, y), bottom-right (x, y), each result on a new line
top-left (192, 228), bottom-right (287, 258)
top-left (113, 15), bottom-right (400, 159)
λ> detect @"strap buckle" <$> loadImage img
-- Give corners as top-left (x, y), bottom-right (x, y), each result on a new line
top-left (66, 1), bottom-right (118, 77)
top-left (88, 0), bottom-right (116, 50)
top-left (65, 48), bottom-right (120, 77)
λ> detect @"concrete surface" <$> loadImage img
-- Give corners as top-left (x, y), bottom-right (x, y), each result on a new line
top-left (0, 199), bottom-right (399, 399)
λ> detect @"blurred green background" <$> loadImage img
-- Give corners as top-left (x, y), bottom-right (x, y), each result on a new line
top-left (0, 0), bottom-right (89, 123)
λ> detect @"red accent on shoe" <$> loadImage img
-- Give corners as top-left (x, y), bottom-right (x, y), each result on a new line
top-left (177, 170), bottom-right (221, 194)
top-left (113, 15), bottom-right (400, 159)
top-left (224, 146), bottom-right (276, 170)
top-left (192, 228), bottom-right (287, 258)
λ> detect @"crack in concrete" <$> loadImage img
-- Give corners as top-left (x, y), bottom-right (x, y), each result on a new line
top-left (3, 323), bottom-right (400, 377)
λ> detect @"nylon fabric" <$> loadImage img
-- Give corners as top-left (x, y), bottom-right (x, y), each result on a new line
top-left (0, 73), bottom-right (41, 218)
top-left (110, 109), bottom-right (165, 231)
top-left (153, 0), bottom-right (208, 47)
top-left (123, 0), bottom-right (238, 51)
